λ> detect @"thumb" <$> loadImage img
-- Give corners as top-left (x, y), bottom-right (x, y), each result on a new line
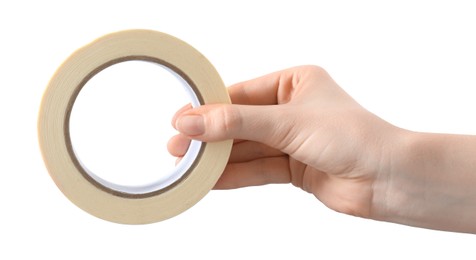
top-left (174, 104), bottom-right (291, 148)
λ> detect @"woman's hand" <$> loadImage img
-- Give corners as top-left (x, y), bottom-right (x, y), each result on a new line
top-left (168, 66), bottom-right (399, 218)
top-left (168, 65), bottom-right (476, 233)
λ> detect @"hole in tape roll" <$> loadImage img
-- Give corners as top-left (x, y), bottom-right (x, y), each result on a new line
top-left (68, 59), bottom-right (202, 195)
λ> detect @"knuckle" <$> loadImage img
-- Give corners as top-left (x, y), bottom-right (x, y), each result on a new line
top-left (213, 105), bottom-right (242, 136)
top-left (298, 65), bottom-right (327, 75)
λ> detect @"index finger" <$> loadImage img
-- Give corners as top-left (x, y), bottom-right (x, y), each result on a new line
top-left (228, 68), bottom-right (296, 105)
top-left (172, 68), bottom-right (288, 125)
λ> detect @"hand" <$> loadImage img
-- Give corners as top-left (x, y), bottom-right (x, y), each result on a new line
top-left (167, 66), bottom-right (400, 218)
top-left (168, 65), bottom-right (476, 233)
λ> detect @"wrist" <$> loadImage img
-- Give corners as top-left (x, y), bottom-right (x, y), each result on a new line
top-left (370, 130), bottom-right (476, 233)
top-left (369, 128), bottom-right (416, 223)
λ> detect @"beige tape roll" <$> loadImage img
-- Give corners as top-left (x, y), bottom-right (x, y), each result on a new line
top-left (38, 30), bottom-right (232, 224)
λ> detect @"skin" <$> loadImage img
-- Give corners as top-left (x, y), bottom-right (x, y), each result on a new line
top-left (167, 65), bottom-right (476, 234)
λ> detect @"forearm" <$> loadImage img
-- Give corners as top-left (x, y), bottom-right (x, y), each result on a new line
top-left (373, 131), bottom-right (476, 233)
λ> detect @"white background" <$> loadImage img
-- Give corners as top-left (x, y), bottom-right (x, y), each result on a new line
top-left (1, 0), bottom-right (476, 259)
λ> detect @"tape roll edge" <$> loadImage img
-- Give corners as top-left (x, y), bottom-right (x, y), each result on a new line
top-left (38, 30), bottom-right (232, 224)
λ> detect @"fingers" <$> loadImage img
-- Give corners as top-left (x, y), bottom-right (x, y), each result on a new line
top-left (170, 67), bottom-right (315, 146)
top-left (167, 134), bottom-right (191, 157)
top-left (227, 70), bottom-right (286, 105)
top-left (229, 141), bottom-right (284, 163)
top-left (168, 133), bottom-right (284, 163)
top-left (227, 66), bottom-right (328, 105)
top-left (171, 103), bottom-right (192, 129)
top-left (174, 104), bottom-right (293, 149)
top-left (214, 156), bottom-right (291, 189)
top-left (228, 67), bottom-right (307, 105)
top-left (170, 69), bottom-right (291, 129)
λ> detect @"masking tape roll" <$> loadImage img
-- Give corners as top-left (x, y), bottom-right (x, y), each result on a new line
top-left (38, 30), bottom-right (232, 224)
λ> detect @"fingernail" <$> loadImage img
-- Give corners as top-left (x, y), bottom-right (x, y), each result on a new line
top-left (176, 115), bottom-right (205, 136)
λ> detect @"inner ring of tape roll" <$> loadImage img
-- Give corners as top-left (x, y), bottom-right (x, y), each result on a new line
top-left (64, 56), bottom-right (205, 198)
